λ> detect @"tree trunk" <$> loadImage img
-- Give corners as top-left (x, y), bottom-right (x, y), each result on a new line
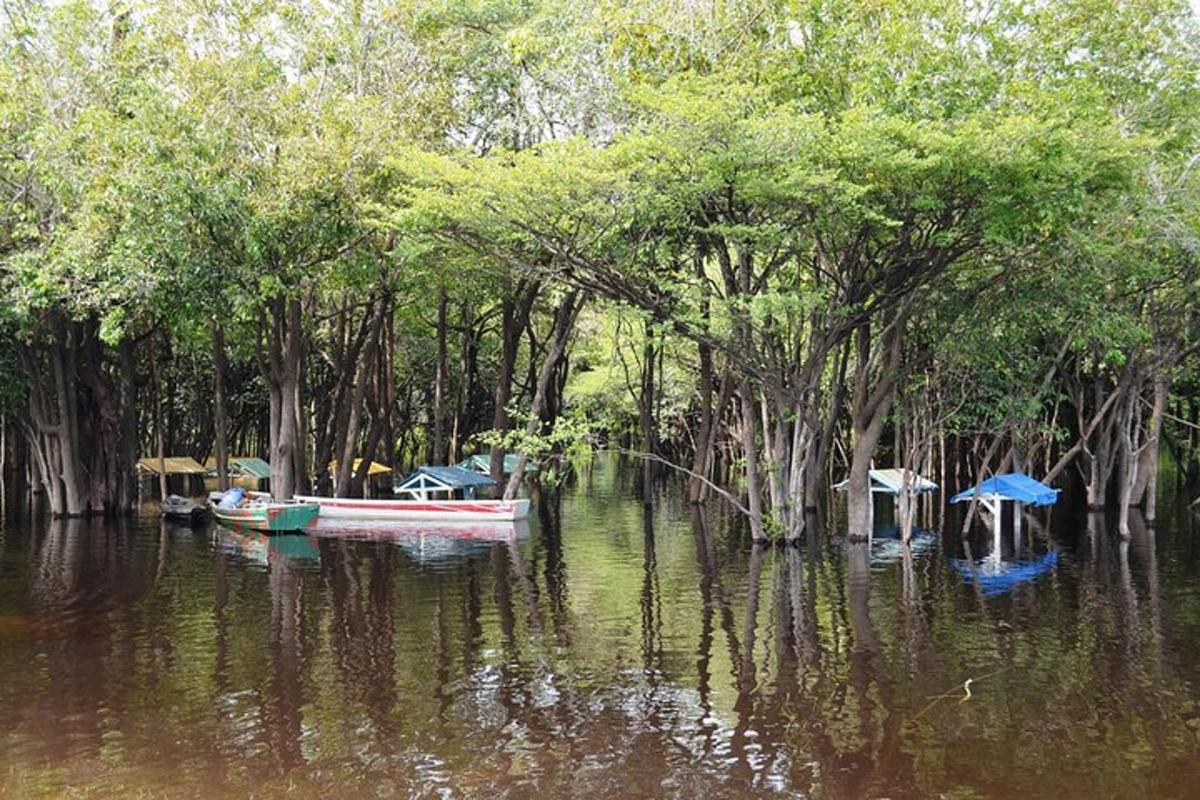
top-left (451, 300), bottom-right (479, 464)
top-left (688, 242), bottom-right (714, 504)
top-left (263, 297), bottom-right (305, 501)
top-left (490, 281), bottom-right (538, 483)
top-left (502, 291), bottom-right (582, 500)
top-left (117, 338), bottom-right (138, 512)
top-left (336, 300), bottom-right (384, 497)
top-left (806, 336), bottom-right (851, 510)
top-left (150, 346), bottom-right (169, 502)
top-left (639, 325), bottom-right (658, 504)
top-left (1134, 373), bottom-right (1168, 521)
top-left (1, 413), bottom-right (6, 517)
top-left (316, 301), bottom-right (376, 494)
top-left (846, 320), bottom-right (903, 541)
top-left (432, 285), bottom-right (449, 465)
top-left (381, 307), bottom-right (397, 469)
top-left (293, 303), bottom-right (309, 496)
top-left (211, 319), bottom-right (231, 492)
top-left (57, 320), bottom-right (88, 516)
top-left (689, 337), bottom-right (714, 504)
top-left (736, 380), bottom-right (767, 543)
top-left (1116, 386), bottom-right (1139, 538)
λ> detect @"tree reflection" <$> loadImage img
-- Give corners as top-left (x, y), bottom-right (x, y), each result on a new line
top-left (7, 458), bottom-right (1200, 799)
top-left (536, 486), bottom-right (571, 647)
top-left (1128, 510), bottom-right (1164, 672)
top-left (24, 517), bottom-right (142, 765)
top-left (264, 540), bottom-right (307, 775)
top-left (640, 504), bottom-right (663, 677)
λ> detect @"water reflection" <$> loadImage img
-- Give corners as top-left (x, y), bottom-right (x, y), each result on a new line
top-left (870, 523), bottom-right (938, 564)
top-left (1, 465), bottom-right (1199, 798)
top-left (951, 509), bottom-right (1060, 597)
top-left (213, 527), bottom-right (321, 567)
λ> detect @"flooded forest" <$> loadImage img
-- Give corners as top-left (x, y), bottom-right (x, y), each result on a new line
top-left (2, 1), bottom-right (1200, 798)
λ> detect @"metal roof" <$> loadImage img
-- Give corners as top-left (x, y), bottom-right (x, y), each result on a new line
top-left (456, 453), bottom-right (538, 474)
top-left (137, 456), bottom-right (207, 475)
top-left (949, 473), bottom-right (1059, 506)
top-left (396, 465), bottom-right (497, 490)
top-left (231, 457), bottom-right (272, 479)
top-left (204, 456), bottom-right (271, 479)
top-left (833, 468), bottom-right (938, 496)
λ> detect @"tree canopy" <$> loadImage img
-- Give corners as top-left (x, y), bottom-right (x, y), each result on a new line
top-left (0, 0), bottom-right (1197, 540)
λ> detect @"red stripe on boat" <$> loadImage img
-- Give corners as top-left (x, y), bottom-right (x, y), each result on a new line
top-left (306, 500), bottom-right (512, 513)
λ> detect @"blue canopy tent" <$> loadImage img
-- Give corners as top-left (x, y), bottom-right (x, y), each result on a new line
top-left (393, 465), bottom-right (497, 500)
top-left (950, 471), bottom-right (1059, 548)
top-left (949, 473), bottom-right (1059, 507)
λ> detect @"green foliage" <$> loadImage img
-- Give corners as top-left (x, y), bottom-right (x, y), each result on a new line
top-left (1, 0), bottom-right (1198, 496)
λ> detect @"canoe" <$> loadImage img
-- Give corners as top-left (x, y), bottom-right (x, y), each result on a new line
top-left (294, 495), bottom-right (531, 522)
top-left (211, 501), bottom-right (319, 533)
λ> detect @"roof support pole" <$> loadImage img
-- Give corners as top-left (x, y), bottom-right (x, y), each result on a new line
top-left (1013, 506), bottom-right (1023, 555)
top-left (994, 500), bottom-right (1002, 547)
top-left (991, 500), bottom-right (1002, 569)
top-left (868, 490), bottom-right (874, 544)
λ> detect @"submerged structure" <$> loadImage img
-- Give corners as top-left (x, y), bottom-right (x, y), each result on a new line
top-left (833, 468), bottom-right (939, 496)
top-left (394, 465), bottom-right (497, 500)
top-left (835, 468), bottom-right (939, 538)
top-left (950, 471), bottom-right (1059, 538)
top-left (949, 472), bottom-right (1061, 595)
top-left (456, 453), bottom-right (538, 476)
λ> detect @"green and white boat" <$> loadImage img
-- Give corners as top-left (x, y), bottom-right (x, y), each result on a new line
top-left (209, 490), bottom-right (319, 533)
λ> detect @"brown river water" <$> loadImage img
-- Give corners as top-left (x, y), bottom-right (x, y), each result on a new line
top-left (1, 457), bottom-right (1199, 799)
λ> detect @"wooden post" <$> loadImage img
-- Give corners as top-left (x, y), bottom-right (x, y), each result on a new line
top-left (992, 514), bottom-right (1002, 565)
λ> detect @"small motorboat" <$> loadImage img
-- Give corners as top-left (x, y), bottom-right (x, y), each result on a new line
top-left (209, 488), bottom-right (319, 534)
top-left (161, 494), bottom-right (206, 522)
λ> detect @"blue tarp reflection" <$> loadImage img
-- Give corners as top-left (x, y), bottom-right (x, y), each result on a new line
top-left (950, 551), bottom-right (1058, 597)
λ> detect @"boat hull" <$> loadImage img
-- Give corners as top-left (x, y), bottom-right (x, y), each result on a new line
top-left (295, 495), bottom-right (530, 522)
top-left (162, 508), bottom-right (205, 522)
top-left (211, 503), bottom-right (319, 533)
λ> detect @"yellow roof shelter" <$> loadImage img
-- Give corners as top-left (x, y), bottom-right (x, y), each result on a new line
top-left (328, 458), bottom-right (393, 476)
top-left (137, 456), bottom-right (207, 475)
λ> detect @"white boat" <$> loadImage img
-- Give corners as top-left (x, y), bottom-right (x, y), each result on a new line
top-left (294, 495), bottom-right (531, 522)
